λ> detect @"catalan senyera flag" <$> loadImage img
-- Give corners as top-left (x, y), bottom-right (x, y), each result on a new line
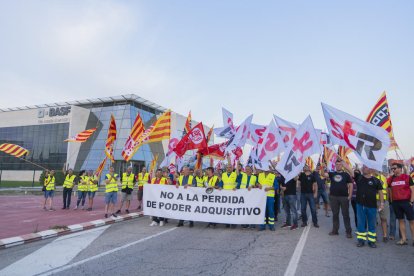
top-left (338, 146), bottom-right (352, 167)
top-left (95, 156), bottom-right (108, 177)
top-left (206, 124), bottom-right (214, 143)
top-left (0, 143), bottom-right (29, 158)
top-left (324, 146), bottom-right (338, 172)
top-left (183, 111), bottom-right (192, 137)
top-left (366, 91), bottom-right (399, 150)
top-left (305, 157), bottom-right (315, 171)
top-left (105, 114), bottom-right (117, 162)
top-left (122, 114), bottom-right (145, 161)
top-left (149, 154), bottom-right (159, 176)
top-left (64, 128), bottom-right (97, 142)
top-left (131, 110), bottom-right (171, 155)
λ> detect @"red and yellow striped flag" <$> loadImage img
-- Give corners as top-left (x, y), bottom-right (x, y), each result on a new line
top-left (149, 154), bottom-right (159, 176)
top-left (0, 143), bottom-right (29, 158)
top-left (105, 114), bottom-right (117, 162)
top-left (366, 91), bottom-right (399, 150)
top-left (183, 111), bottom-right (192, 136)
top-left (64, 128), bottom-right (97, 142)
top-left (122, 113), bottom-right (145, 161)
top-left (338, 146), bottom-right (352, 167)
top-left (305, 157), bottom-right (315, 171)
top-left (206, 124), bottom-right (214, 143)
top-left (95, 156), bottom-right (108, 177)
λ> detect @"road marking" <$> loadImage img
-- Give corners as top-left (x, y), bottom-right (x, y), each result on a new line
top-left (284, 226), bottom-right (311, 276)
top-left (39, 227), bottom-right (178, 276)
top-left (0, 226), bottom-right (110, 276)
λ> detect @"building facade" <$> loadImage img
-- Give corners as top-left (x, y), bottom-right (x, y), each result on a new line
top-left (0, 94), bottom-right (208, 181)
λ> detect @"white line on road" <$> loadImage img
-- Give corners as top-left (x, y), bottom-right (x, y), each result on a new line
top-left (38, 227), bottom-right (178, 276)
top-left (284, 226), bottom-right (311, 276)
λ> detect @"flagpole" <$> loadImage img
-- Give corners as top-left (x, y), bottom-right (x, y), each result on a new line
top-left (17, 157), bottom-right (48, 170)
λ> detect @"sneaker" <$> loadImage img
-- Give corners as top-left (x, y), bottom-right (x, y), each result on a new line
top-left (149, 221), bottom-right (158, 227)
top-left (61, 207), bottom-right (66, 210)
top-left (329, 231), bottom-right (339, 236)
top-left (159, 221), bottom-right (164, 227)
top-left (346, 233), bottom-right (353, 239)
top-left (313, 223), bottom-right (319, 228)
top-left (49, 208), bottom-right (56, 211)
top-left (396, 239), bottom-right (408, 246)
top-left (368, 242), bottom-right (377, 248)
top-left (116, 210), bottom-right (121, 214)
top-left (104, 214), bottom-right (108, 218)
top-left (73, 206), bottom-right (78, 210)
top-left (301, 223), bottom-right (308, 227)
top-left (112, 213), bottom-right (118, 218)
top-left (125, 209), bottom-right (130, 214)
top-left (281, 224), bottom-right (291, 229)
top-left (357, 241), bottom-right (365, 247)
top-left (290, 225), bottom-right (298, 231)
top-left (81, 206), bottom-right (85, 210)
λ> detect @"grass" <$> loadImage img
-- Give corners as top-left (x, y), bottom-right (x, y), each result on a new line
top-left (0, 181), bottom-right (41, 188)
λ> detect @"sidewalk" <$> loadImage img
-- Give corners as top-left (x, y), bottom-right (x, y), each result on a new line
top-left (0, 194), bottom-right (142, 242)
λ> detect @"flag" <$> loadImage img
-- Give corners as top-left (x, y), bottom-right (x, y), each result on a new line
top-left (105, 114), bottom-right (117, 162)
top-left (206, 125), bottom-right (214, 143)
top-left (149, 154), bottom-right (159, 175)
top-left (183, 111), bottom-right (192, 136)
top-left (276, 116), bottom-right (321, 182)
top-left (322, 103), bottom-right (390, 171)
top-left (94, 156), bottom-right (108, 177)
top-left (225, 114), bottom-right (253, 155)
top-left (366, 92), bottom-right (399, 150)
top-left (247, 124), bottom-right (267, 146)
top-left (131, 110), bottom-right (171, 154)
top-left (273, 115), bottom-right (299, 145)
top-left (159, 135), bottom-right (179, 168)
top-left (174, 122), bottom-right (208, 157)
top-left (64, 128), bottom-right (97, 142)
top-left (122, 114), bottom-right (145, 161)
top-left (324, 146), bottom-right (338, 172)
top-left (257, 120), bottom-right (285, 164)
top-left (0, 143), bottom-right (29, 158)
top-left (305, 157), bottom-right (315, 171)
top-left (338, 146), bottom-right (352, 167)
top-left (214, 108), bottom-right (235, 138)
top-left (200, 142), bottom-right (227, 158)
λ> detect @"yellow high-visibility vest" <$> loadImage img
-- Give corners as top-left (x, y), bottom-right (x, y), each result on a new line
top-left (45, 176), bottom-right (55, 191)
top-left (240, 174), bottom-right (257, 189)
top-left (122, 173), bottom-right (135, 190)
top-left (222, 172), bottom-right (237, 190)
top-left (88, 175), bottom-right (98, 192)
top-left (151, 177), bottom-right (167, 185)
top-left (78, 176), bottom-right (89, 192)
top-left (258, 172), bottom-right (276, 197)
top-left (63, 174), bottom-right (76, 189)
top-left (376, 175), bottom-right (388, 201)
top-left (178, 175), bottom-right (194, 186)
top-left (195, 176), bottom-right (207, 187)
top-left (207, 176), bottom-right (218, 187)
top-left (138, 173), bottom-right (150, 187)
top-left (105, 173), bottom-right (119, 193)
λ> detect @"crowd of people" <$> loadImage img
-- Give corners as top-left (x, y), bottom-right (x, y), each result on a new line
top-left (40, 158), bottom-right (414, 248)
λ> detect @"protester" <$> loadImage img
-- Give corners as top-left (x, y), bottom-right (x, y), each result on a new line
top-left (374, 171), bottom-right (389, 242)
top-left (43, 170), bottom-right (56, 211)
top-left (354, 166), bottom-right (384, 248)
top-left (150, 169), bottom-right (168, 226)
top-left (205, 166), bottom-right (219, 228)
top-left (326, 159), bottom-right (353, 238)
top-left (87, 170), bottom-right (98, 211)
top-left (237, 165), bottom-right (257, 229)
top-left (258, 169), bottom-right (278, 231)
top-left (175, 165), bottom-right (196, 227)
top-left (297, 166), bottom-right (319, 228)
top-left (387, 163), bottom-right (414, 246)
top-left (195, 169), bottom-right (206, 188)
top-left (350, 169), bottom-right (359, 228)
top-left (116, 167), bottom-right (135, 214)
top-left (137, 167), bottom-right (150, 211)
top-left (75, 170), bottom-right (88, 210)
top-left (314, 164), bottom-right (330, 217)
top-left (62, 168), bottom-right (76, 210)
top-left (105, 166), bottom-right (119, 218)
top-left (218, 161), bottom-right (239, 228)
top-left (281, 177), bottom-right (299, 230)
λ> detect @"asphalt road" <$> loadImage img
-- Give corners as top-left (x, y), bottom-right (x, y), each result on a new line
top-left (1, 209), bottom-right (413, 276)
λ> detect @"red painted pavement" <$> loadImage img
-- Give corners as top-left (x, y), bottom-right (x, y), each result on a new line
top-left (0, 195), bottom-right (140, 239)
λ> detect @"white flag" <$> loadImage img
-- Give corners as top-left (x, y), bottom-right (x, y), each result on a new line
top-left (160, 135), bottom-right (179, 168)
top-left (273, 115), bottom-right (299, 145)
top-left (214, 107), bottom-right (236, 138)
top-left (257, 120), bottom-right (285, 164)
top-left (322, 103), bottom-right (390, 171)
top-left (247, 124), bottom-right (267, 146)
top-left (276, 116), bottom-right (321, 182)
top-left (225, 114), bottom-right (253, 155)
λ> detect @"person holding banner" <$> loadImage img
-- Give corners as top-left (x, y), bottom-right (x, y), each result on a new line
top-left (206, 167), bottom-right (220, 228)
top-left (195, 169), bottom-right (207, 188)
top-left (258, 169), bottom-right (279, 231)
top-left (87, 170), bottom-right (98, 211)
top-left (297, 166), bottom-right (319, 228)
top-left (137, 167), bottom-right (150, 211)
top-left (150, 169), bottom-right (168, 226)
top-left (325, 159), bottom-right (353, 238)
top-left (237, 165), bottom-right (257, 229)
top-left (218, 163), bottom-right (239, 228)
top-left (175, 166), bottom-right (197, 227)
top-left (104, 166), bottom-right (119, 218)
top-left (387, 163), bottom-right (414, 246)
top-left (75, 170), bottom-right (88, 210)
top-left (116, 167), bottom-right (135, 215)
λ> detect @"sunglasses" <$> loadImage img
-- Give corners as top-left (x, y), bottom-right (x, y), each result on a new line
top-left (391, 167), bottom-right (398, 170)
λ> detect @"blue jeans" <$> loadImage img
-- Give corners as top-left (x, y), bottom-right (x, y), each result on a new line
top-left (356, 203), bottom-right (377, 243)
top-left (389, 203), bottom-right (401, 239)
top-left (284, 195), bottom-right (298, 226)
top-left (301, 193), bottom-right (317, 225)
top-left (261, 197), bottom-right (275, 229)
top-left (77, 191), bottom-right (87, 207)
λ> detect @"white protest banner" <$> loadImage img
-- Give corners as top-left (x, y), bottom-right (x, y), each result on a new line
top-left (322, 103), bottom-right (390, 171)
top-left (273, 115), bottom-right (299, 145)
top-left (143, 184), bottom-right (267, 224)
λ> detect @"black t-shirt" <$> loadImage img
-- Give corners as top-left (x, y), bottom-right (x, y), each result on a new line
top-left (329, 171), bottom-right (352, 197)
top-left (355, 173), bottom-right (383, 208)
top-left (299, 173), bottom-right (316, 194)
top-left (283, 179), bottom-right (297, 196)
top-left (313, 171), bottom-right (326, 190)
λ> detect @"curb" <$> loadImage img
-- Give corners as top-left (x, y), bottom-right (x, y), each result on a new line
top-left (0, 212), bottom-right (144, 249)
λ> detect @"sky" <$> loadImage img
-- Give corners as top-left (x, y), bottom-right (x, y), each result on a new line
top-left (0, 1), bottom-right (413, 157)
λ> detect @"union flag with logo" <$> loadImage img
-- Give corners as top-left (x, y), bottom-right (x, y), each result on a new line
top-left (174, 122), bottom-right (207, 157)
